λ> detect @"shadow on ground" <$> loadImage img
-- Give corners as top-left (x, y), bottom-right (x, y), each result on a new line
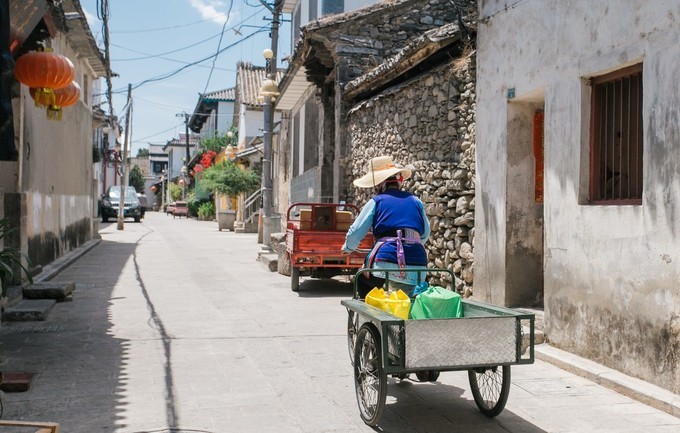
top-left (295, 277), bottom-right (355, 298)
top-left (0, 239), bottom-right (135, 431)
top-left (364, 376), bottom-right (548, 432)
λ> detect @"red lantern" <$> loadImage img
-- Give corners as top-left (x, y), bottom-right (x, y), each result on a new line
top-left (15, 49), bottom-right (75, 88)
top-left (15, 49), bottom-right (75, 107)
top-left (150, 185), bottom-right (158, 194)
top-left (30, 81), bottom-right (81, 121)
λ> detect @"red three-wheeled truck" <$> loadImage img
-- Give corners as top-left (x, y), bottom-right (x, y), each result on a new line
top-left (285, 202), bottom-right (373, 291)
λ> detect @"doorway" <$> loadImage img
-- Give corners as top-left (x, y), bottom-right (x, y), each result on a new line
top-left (505, 91), bottom-right (545, 308)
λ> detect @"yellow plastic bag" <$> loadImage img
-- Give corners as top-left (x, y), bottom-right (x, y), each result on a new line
top-left (365, 288), bottom-right (411, 319)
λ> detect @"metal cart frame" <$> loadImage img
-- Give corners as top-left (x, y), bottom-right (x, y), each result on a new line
top-left (341, 268), bottom-right (535, 426)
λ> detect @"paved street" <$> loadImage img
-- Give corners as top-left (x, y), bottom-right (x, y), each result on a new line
top-left (1, 211), bottom-right (679, 432)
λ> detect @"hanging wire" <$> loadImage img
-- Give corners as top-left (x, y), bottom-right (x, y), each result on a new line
top-left (203, 0), bottom-right (235, 93)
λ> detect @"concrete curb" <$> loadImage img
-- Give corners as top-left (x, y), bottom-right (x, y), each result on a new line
top-left (34, 238), bottom-right (101, 283)
top-left (536, 344), bottom-right (680, 418)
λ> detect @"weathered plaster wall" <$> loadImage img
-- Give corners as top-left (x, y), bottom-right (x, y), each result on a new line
top-left (477, 0), bottom-right (680, 391)
top-left (15, 34), bottom-right (96, 268)
top-left (347, 56), bottom-right (477, 294)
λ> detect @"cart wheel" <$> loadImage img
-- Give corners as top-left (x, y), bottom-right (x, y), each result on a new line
top-left (415, 370), bottom-right (440, 382)
top-left (353, 323), bottom-right (387, 426)
top-left (467, 365), bottom-right (511, 417)
top-left (347, 310), bottom-right (359, 365)
top-left (291, 267), bottom-right (300, 292)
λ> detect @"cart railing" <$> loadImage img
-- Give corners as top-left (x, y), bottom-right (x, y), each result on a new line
top-left (343, 268), bottom-right (535, 373)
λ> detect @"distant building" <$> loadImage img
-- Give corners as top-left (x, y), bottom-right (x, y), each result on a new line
top-left (163, 133), bottom-right (199, 181)
top-left (149, 144), bottom-right (168, 177)
top-left (189, 87), bottom-right (236, 139)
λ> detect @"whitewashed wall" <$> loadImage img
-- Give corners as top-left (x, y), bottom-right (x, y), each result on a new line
top-left (14, 32), bottom-right (98, 267)
top-left (476, 0), bottom-right (680, 392)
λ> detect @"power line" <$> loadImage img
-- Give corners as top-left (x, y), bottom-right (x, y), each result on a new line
top-left (131, 123), bottom-right (185, 143)
top-left (96, 26), bottom-right (268, 97)
top-left (111, 44), bottom-right (236, 72)
top-left (133, 96), bottom-right (198, 110)
top-left (111, 33), bottom-right (224, 61)
top-left (203, 0), bottom-right (235, 94)
top-left (128, 28), bottom-right (268, 92)
top-left (110, 3), bottom-right (264, 33)
top-left (111, 8), bottom-right (266, 62)
top-left (112, 17), bottom-right (225, 34)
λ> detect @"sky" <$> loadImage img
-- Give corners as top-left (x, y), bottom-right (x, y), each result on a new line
top-left (80, 0), bottom-right (291, 155)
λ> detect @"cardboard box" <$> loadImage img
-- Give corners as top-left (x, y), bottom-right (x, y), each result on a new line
top-left (336, 222), bottom-right (352, 231)
top-left (299, 209), bottom-right (312, 230)
top-left (336, 210), bottom-right (353, 222)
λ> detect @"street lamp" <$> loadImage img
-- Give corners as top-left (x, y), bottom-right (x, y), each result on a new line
top-left (259, 47), bottom-right (280, 249)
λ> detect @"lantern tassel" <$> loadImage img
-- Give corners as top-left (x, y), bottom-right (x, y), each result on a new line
top-left (33, 87), bottom-right (56, 108)
top-left (46, 105), bottom-right (63, 121)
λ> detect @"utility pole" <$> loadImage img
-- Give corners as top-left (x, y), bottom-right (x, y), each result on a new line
top-left (117, 84), bottom-right (132, 231)
top-left (101, 0), bottom-right (114, 193)
top-left (176, 112), bottom-right (191, 163)
top-left (260, 0), bottom-right (282, 249)
top-left (184, 113), bottom-right (190, 163)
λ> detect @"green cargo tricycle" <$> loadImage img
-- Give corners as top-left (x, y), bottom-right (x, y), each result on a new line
top-left (341, 268), bottom-right (535, 426)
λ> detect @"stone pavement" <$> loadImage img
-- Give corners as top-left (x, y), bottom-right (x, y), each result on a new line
top-left (0, 212), bottom-right (679, 432)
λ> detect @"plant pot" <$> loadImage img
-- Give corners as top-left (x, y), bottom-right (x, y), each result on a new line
top-left (217, 210), bottom-right (236, 231)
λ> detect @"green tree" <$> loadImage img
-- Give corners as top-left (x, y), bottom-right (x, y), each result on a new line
top-left (169, 183), bottom-right (183, 202)
top-left (129, 165), bottom-right (145, 192)
top-left (201, 160), bottom-right (260, 196)
top-left (136, 148), bottom-right (149, 157)
top-left (199, 133), bottom-right (228, 153)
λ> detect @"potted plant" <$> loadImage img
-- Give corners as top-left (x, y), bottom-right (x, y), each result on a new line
top-left (200, 160), bottom-right (260, 231)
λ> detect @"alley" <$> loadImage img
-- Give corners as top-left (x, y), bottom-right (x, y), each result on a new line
top-left (1, 212), bottom-right (679, 432)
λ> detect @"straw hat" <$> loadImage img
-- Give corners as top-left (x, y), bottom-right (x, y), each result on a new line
top-left (353, 156), bottom-right (412, 188)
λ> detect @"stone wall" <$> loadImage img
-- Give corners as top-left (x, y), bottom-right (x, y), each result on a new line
top-left (346, 52), bottom-right (477, 295)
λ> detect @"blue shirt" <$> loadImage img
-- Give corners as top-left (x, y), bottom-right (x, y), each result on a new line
top-left (342, 190), bottom-right (430, 264)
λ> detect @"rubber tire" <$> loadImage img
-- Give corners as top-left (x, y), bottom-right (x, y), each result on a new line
top-left (415, 370), bottom-right (440, 382)
top-left (353, 323), bottom-right (387, 426)
top-left (291, 267), bottom-right (300, 292)
top-left (468, 365), bottom-right (511, 417)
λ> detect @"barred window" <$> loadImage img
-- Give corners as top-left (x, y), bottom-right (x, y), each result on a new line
top-left (589, 63), bottom-right (643, 204)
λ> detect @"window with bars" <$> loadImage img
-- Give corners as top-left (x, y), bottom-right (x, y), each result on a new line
top-left (589, 63), bottom-right (643, 204)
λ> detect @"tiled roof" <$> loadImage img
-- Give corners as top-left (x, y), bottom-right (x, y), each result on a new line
top-left (344, 22), bottom-right (466, 100)
top-left (162, 134), bottom-right (200, 151)
top-left (189, 87), bottom-right (236, 132)
top-left (203, 87), bottom-right (236, 102)
top-left (57, 1), bottom-right (109, 77)
top-left (236, 62), bottom-right (285, 109)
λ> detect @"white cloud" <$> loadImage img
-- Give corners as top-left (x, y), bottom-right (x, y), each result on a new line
top-left (189, 0), bottom-right (231, 25)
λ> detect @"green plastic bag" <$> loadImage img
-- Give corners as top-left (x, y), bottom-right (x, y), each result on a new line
top-left (410, 286), bottom-right (463, 319)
